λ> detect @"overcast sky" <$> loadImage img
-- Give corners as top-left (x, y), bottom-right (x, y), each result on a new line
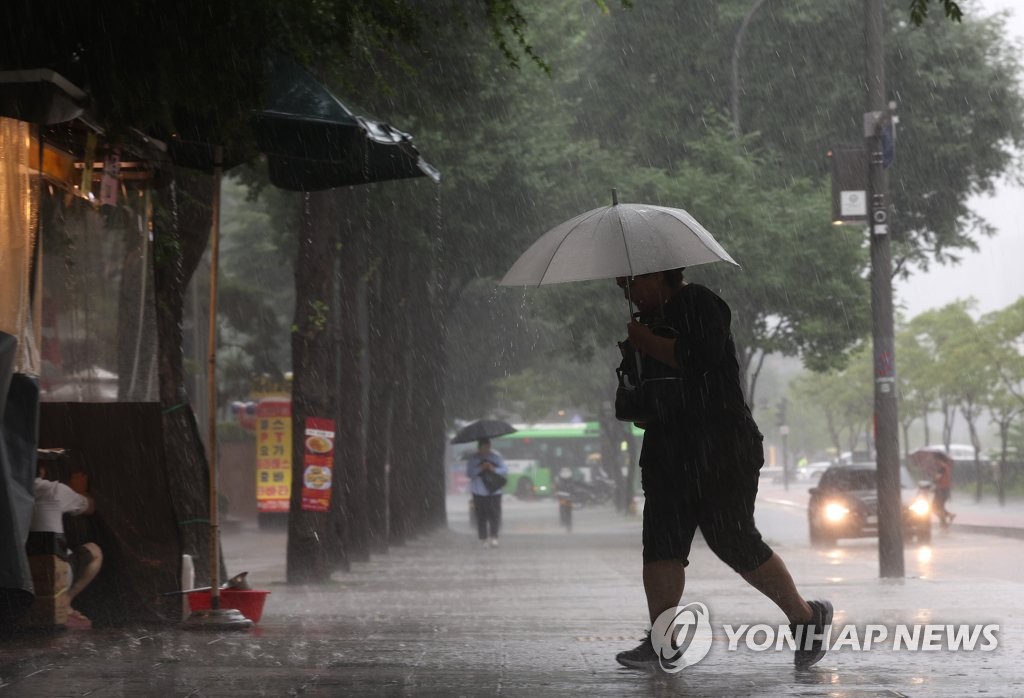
top-left (894, 0), bottom-right (1024, 319)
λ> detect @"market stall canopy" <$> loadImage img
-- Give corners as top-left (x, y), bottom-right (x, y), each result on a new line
top-left (0, 69), bottom-right (87, 125)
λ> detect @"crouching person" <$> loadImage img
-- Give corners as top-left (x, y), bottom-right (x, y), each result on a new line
top-left (27, 464), bottom-right (102, 625)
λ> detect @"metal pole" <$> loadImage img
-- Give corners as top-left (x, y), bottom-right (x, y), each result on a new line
top-left (730, 0), bottom-right (770, 137)
top-left (865, 0), bottom-right (904, 577)
top-left (207, 145), bottom-right (223, 608)
top-left (782, 429), bottom-right (789, 491)
top-left (183, 145), bottom-right (249, 630)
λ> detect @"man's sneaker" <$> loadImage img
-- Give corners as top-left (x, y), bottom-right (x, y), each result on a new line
top-left (616, 631), bottom-right (659, 671)
top-left (489, 537), bottom-right (499, 547)
top-left (792, 600), bottom-right (834, 669)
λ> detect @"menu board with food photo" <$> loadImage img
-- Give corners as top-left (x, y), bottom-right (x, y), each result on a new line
top-left (301, 417), bottom-right (336, 512)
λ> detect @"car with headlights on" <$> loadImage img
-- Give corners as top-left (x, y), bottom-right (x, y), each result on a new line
top-left (807, 463), bottom-right (932, 546)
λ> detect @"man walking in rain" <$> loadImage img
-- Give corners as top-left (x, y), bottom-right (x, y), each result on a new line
top-left (613, 268), bottom-right (832, 671)
top-left (466, 438), bottom-right (508, 547)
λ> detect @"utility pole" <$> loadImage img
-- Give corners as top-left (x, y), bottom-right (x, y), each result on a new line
top-left (865, 0), bottom-right (904, 577)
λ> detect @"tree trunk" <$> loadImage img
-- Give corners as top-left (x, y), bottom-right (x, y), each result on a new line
top-left (388, 251), bottom-right (413, 546)
top-left (153, 173), bottom-right (217, 584)
top-left (997, 421), bottom-right (1009, 506)
top-left (286, 191), bottom-right (338, 583)
top-left (365, 234), bottom-right (399, 553)
top-left (410, 266), bottom-right (450, 532)
top-left (336, 190), bottom-right (369, 562)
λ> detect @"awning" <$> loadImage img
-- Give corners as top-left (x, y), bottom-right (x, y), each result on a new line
top-left (252, 56), bottom-right (440, 191)
top-left (0, 69), bottom-right (87, 126)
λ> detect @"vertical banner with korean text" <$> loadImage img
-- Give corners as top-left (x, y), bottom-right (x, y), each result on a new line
top-left (301, 417), bottom-right (335, 512)
top-left (256, 398), bottom-right (292, 512)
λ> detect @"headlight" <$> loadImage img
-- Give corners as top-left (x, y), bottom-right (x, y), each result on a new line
top-left (909, 497), bottom-right (930, 517)
top-left (823, 502), bottom-right (850, 522)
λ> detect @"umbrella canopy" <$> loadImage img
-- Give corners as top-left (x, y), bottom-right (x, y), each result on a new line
top-left (500, 191), bottom-right (738, 287)
top-left (252, 56), bottom-right (440, 191)
top-left (450, 419), bottom-right (517, 445)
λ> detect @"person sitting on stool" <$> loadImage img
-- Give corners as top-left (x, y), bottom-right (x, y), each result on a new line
top-left (27, 464), bottom-right (103, 623)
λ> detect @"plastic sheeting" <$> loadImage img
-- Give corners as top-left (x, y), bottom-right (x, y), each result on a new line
top-left (0, 332), bottom-right (37, 622)
top-left (0, 117), bottom-right (40, 375)
top-left (39, 402), bottom-right (182, 625)
top-left (38, 188), bottom-right (159, 403)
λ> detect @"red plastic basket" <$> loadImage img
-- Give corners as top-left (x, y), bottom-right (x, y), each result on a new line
top-left (186, 589), bottom-right (270, 623)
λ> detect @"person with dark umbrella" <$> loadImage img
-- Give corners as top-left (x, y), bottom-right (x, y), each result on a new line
top-left (465, 438), bottom-right (508, 548)
top-left (928, 452), bottom-right (956, 527)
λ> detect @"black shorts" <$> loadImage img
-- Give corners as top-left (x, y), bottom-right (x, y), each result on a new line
top-left (69, 544), bottom-right (95, 582)
top-left (640, 418), bottom-right (774, 572)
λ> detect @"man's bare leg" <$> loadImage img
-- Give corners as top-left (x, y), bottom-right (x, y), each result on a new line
top-left (643, 560), bottom-right (685, 624)
top-left (67, 543), bottom-right (103, 605)
top-left (739, 552), bottom-right (812, 623)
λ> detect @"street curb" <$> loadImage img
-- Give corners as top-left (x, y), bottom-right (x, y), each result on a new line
top-left (760, 497), bottom-right (1024, 540)
top-left (950, 523), bottom-right (1024, 540)
top-left (759, 497), bottom-right (806, 511)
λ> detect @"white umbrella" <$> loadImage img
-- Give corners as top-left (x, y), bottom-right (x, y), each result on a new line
top-left (500, 190), bottom-right (739, 287)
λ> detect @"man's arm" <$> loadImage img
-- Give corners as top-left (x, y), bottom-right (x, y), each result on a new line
top-left (56, 481), bottom-right (93, 516)
top-left (626, 321), bottom-right (678, 368)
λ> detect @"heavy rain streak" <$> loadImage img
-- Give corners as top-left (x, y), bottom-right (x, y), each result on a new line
top-left (1, 1), bottom-right (1023, 695)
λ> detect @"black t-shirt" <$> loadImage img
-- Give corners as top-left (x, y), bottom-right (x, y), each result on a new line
top-left (650, 283), bottom-right (752, 426)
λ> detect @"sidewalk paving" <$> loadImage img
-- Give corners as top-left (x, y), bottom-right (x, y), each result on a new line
top-left (1, 494), bottom-right (1022, 696)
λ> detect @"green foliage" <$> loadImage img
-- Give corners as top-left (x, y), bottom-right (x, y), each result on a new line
top-left (909, 0), bottom-right (963, 25)
top-left (28, 0), bottom-right (1012, 427)
top-left (217, 420), bottom-right (254, 444)
top-left (791, 341), bottom-right (874, 454)
top-left (734, 1), bottom-right (1022, 275)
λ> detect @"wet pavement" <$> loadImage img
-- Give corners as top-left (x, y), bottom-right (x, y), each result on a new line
top-left (2, 486), bottom-right (1023, 697)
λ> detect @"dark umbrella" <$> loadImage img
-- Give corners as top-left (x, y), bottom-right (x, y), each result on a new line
top-left (252, 55), bottom-right (440, 191)
top-left (451, 420), bottom-right (518, 445)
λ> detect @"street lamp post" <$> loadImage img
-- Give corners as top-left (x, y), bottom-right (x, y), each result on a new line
top-left (865, 0), bottom-right (905, 578)
top-left (730, 0), bottom-right (771, 138)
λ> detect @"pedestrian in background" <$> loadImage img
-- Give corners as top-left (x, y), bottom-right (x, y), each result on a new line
top-left (466, 438), bottom-right (508, 547)
top-left (929, 452), bottom-right (956, 527)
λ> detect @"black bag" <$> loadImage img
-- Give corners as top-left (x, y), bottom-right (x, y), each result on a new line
top-left (614, 319), bottom-right (681, 423)
top-left (479, 464), bottom-right (507, 493)
top-left (615, 340), bottom-right (648, 422)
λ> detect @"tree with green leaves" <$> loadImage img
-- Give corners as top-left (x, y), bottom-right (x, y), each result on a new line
top-left (979, 299), bottom-right (1024, 503)
top-left (895, 315), bottom-right (940, 455)
top-left (505, 0), bottom-right (1022, 418)
top-left (3, 0), bottom-right (571, 583)
top-left (905, 301), bottom-right (997, 500)
top-left (791, 342), bottom-right (874, 457)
